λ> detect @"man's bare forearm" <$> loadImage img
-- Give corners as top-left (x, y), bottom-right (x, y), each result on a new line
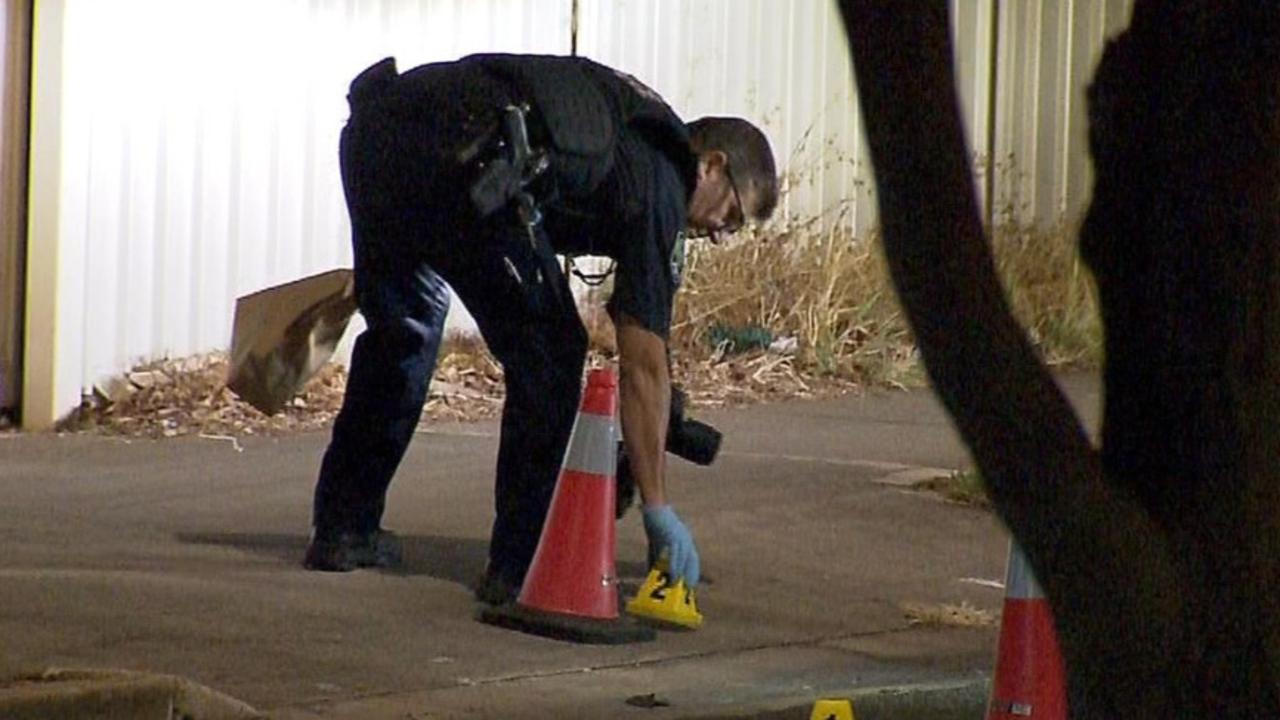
top-left (615, 317), bottom-right (671, 508)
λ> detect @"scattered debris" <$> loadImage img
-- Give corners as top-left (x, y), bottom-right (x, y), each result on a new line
top-left (59, 354), bottom-right (350, 438)
top-left (127, 370), bottom-right (169, 390)
top-left (705, 323), bottom-right (774, 355)
top-left (625, 693), bottom-right (672, 709)
top-left (768, 335), bottom-right (799, 355)
top-left (198, 433), bottom-right (244, 452)
top-left (958, 577), bottom-right (1005, 590)
top-left (51, 332), bottom-right (859, 440)
top-left (901, 601), bottom-right (996, 628)
top-left (671, 348), bottom-right (854, 409)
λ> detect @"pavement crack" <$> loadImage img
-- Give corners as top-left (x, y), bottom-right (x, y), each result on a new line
top-left (454, 625), bottom-right (917, 689)
top-left (720, 450), bottom-right (912, 472)
top-left (276, 625), bottom-right (924, 713)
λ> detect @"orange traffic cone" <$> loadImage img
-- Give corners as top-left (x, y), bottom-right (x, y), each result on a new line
top-left (987, 541), bottom-right (1067, 719)
top-left (478, 368), bottom-right (655, 644)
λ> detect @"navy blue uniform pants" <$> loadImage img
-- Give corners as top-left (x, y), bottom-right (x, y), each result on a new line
top-left (312, 67), bottom-right (588, 584)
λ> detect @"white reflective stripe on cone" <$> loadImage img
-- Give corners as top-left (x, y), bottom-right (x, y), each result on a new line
top-left (1004, 543), bottom-right (1046, 600)
top-left (562, 413), bottom-right (617, 477)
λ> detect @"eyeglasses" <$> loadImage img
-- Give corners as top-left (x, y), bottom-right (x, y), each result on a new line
top-left (723, 162), bottom-right (745, 234)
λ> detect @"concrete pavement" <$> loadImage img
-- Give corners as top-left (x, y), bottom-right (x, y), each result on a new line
top-left (0, 374), bottom-right (1101, 718)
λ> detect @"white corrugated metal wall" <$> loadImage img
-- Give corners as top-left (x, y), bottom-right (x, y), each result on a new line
top-left (24, 0), bottom-right (572, 426)
top-left (22, 0), bottom-right (1131, 427)
top-left (991, 0), bottom-right (1133, 226)
top-left (576, 0), bottom-right (1131, 234)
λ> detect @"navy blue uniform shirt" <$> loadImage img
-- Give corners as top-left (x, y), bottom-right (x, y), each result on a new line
top-left (544, 127), bottom-right (692, 340)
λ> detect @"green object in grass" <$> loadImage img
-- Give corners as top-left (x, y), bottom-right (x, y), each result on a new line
top-left (706, 324), bottom-right (774, 355)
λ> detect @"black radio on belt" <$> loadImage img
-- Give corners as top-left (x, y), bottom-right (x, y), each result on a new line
top-left (466, 104), bottom-right (550, 219)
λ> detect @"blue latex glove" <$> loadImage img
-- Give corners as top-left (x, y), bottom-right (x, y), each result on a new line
top-left (642, 505), bottom-right (701, 587)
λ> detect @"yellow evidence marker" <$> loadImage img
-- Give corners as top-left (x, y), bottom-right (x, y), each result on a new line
top-left (809, 697), bottom-right (856, 720)
top-left (625, 563), bottom-right (704, 630)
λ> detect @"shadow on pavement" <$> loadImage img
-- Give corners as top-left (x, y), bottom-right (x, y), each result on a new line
top-left (176, 531), bottom-right (312, 566)
top-left (177, 531), bottom-right (654, 593)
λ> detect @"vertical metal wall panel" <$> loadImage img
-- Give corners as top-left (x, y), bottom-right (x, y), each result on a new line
top-left (991, 0), bottom-right (1134, 226)
top-left (43, 0), bottom-right (570, 412)
top-left (1060, 0), bottom-right (1133, 225)
top-left (950, 0), bottom-right (998, 217)
top-left (1, 0), bottom-right (30, 412)
top-left (993, 1), bottom-right (1037, 224)
top-left (1037, 0), bottom-right (1071, 224)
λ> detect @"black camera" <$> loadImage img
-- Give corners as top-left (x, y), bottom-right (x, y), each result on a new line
top-left (615, 386), bottom-right (722, 518)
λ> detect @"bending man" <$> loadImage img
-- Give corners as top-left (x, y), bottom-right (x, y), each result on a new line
top-left (304, 54), bottom-right (778, 605)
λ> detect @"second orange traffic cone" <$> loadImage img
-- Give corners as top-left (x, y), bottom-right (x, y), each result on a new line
top-left (987, 541), bottom-right (1066, 719)
top-left (478, 368), bottom-right (655, 644)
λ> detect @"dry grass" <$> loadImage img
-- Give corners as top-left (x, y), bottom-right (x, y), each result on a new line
top-left (667, 217), bottom-right (1100, 393)
top-left (672, 222), bottom-right (920, 389)
top-left (991, 221), bottom-right (1102, 368)
top-left (911, 468), bottom-right (991, 509)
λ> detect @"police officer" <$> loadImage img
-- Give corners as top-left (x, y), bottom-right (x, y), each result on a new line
top-left (304, 54), bottom-right (778, 605)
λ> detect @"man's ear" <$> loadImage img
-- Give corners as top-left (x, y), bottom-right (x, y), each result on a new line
top-left (696, 150), bottom-right (729, 180)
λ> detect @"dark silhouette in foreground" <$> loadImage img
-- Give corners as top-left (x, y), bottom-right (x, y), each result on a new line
top-left (838, 2), bottom-right (1280, 716)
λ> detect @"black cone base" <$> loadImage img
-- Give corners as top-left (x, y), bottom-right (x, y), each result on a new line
top-left (478, 603), bottom-right (656, 644)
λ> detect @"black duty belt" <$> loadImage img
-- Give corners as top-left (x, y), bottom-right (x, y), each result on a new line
top-left (460, 105), bottom-right (567, 306)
